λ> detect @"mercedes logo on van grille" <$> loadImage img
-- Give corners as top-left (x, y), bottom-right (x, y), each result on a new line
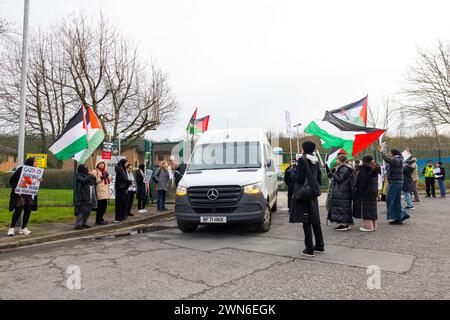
top-left (207, 188), bottom-right (219, 201)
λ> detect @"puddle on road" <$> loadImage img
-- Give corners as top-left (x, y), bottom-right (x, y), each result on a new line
top-left (90, 223), bottom-right (178, 241)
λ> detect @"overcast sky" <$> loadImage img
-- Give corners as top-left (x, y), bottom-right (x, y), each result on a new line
top-left (1, 0), bottom-right (450, 141)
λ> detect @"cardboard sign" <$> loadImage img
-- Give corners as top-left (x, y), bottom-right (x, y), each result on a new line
top-left (143, 169), bottom-right (153, 184)
top-left (15, 165), bottom-right (44, 196)
top-left (25, 153), bottom-right (47, 168)
top-left (402, 149), bottom-right (411, 161)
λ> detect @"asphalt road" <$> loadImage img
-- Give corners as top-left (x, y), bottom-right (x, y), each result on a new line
top-left (1, 193), bottom-right (449, 300)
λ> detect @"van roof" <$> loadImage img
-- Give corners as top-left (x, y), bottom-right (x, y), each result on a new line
top-left (196, 128), bottom-right (269, 144)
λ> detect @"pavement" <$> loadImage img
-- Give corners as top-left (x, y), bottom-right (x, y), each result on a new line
top-left (1, 192), bottom-right (450, 299)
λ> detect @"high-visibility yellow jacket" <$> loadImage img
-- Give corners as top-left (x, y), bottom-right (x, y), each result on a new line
top-left (423, 165), bottom-right (434, 178)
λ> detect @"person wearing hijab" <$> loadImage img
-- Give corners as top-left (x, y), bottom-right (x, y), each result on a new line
top-left (290, 141), bottom-right (324, 257)
top-left (326, 154), bottom-right (355, 231)
top-left (7, 157), bottom-right (39, 236)
top-left (114, 159), bottom-right (131, 222)
top-left (74, 164), bottom-right (96, 230)
top-left (92, 160), bottom-right (112, 225)
top-left (136, 164), bottom-right (149, 213)
top-left (379, 145), bottom-right (408, 225)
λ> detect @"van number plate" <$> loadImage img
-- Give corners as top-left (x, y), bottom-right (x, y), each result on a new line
top-left (200, 216), bottom-right (227, 223)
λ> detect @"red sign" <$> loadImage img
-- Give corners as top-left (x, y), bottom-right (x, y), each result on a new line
top-left (102, 151), bottom-right (112, 160)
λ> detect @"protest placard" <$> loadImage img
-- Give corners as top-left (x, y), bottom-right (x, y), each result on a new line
top-left (143, 169), bottom-right (153, 183)
top-left (15, 165), bottom-right (44, 196)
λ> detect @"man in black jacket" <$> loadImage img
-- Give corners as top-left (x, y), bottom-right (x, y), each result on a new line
top-left (379, 145), bottom-right (408, 225)
top-left (114, 159), bottom-right (131, 222)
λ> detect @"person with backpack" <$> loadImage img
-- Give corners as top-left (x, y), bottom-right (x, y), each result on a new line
top-left (379, 145), bottom-right (408, 225)
top-left (290, 141), bottom-right (323, 257)
top-left (284, 158), bottom-right (297, 213)
top-left (435, 161), bottom-right (446, 198)
top-left (353, 155), bottom-right (381, 232)
top-left (422, 160), bottom-right (436, 198)
top-left (326, 154), bottom-right (355, 231)
top-left (153, 160), bottom-right (170, 212)
top-left (403, 160), bottom-right (415, 210)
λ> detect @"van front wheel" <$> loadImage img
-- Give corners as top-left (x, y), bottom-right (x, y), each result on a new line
top-left (255, 205), bottom-right (271, 233)
top-left (177, 221), bottom-right (198, 233)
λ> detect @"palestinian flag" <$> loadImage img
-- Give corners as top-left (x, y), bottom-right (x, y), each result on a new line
top-left (304, 111), bottom-right (385, 157)
top-left (186, 108), bottom-right (198, 133)
top-left (325, 148), bottom-right (354, 168)
top-left (189, 115), bottom-right (210, 135)
top-left (73, 106), bottom-right (105, 164)
top-left (48, 107), bottom-right (89, 161)
top-left (329, 96), bottom-right (368, 127)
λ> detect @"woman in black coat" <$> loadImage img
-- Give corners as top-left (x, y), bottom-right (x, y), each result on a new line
top-left (353, 155), bottom-right (381, 232)
top-left (326, 154), bottom-right (354, 231)
top-left (75, 164), bottom-right (96, 230)
top-left (136, 164), bottom-right (148, 213)
top-left (114, 159), bottom-right (131, 222)
top-left (290, 141), bottom-right (324, 257)
top-left (7, 157), bottom-right (39, 237)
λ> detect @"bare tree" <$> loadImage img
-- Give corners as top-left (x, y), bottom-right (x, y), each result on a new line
top-left (367, 97), bottom-right (393, 135)
top-left (402, 41), bottom-right (450, 131)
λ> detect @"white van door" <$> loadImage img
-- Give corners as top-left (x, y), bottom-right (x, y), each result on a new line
top-left (263, 144), bottom-right (277, 206)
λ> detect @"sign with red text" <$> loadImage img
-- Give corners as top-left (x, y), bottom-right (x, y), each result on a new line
top-left (15, 166), bottom-right (44, 196)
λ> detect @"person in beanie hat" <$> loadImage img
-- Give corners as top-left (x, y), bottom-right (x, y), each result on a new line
top-left (74, 164), bottom-right (96, 230)
top-left (290, 141), bottom-right (324, 257)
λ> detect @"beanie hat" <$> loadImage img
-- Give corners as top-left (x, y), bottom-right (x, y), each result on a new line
top-left (302, 141), bottom-right (316, 155)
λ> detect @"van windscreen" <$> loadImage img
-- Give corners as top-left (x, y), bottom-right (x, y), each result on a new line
top-left (188, 142), bottom-right (261, 171)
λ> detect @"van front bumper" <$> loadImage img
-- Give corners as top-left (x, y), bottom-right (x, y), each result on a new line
top-left (175, 193), bottom-right (266, 225)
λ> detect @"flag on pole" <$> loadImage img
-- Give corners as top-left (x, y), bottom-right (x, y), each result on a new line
top-left (186, 108), bottom-right (198, 133)
top-left (188, 115), bottom-right (210, 135)
top-left (304, 111), bottom-right (385, 157)
top-left (325, 147), bottom-right (354, 168)
top-left (73, 106), bottom-right (105, 164)
top-left (48, 107), bottom-right (89, 161)
top-left (329, 95), bottom-right (368, 127)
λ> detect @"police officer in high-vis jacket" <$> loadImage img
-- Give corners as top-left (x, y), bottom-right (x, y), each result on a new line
top-left (422, 160), bottom-right (436, 198)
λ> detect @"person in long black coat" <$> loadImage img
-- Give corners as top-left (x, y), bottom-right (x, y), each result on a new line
top-left (7, 157), bottom-right (39, 237)
top-left (136, 164), bottom-right (149, 213)
top-left (75, 164), bottom-right (96, 230)
top-left (326, 154), bottom-right (354, 231)
top-left (289, 141), bottom-right (323, 257)
top-left (115, 159), bottom-right (131, 222)
top-left (353, 155), bottom-right (380, 232)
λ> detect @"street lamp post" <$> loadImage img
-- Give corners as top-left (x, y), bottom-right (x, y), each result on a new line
top-left (294, 123), bottom-right (302, 155)
top-left (17, 0), bottom-right (31, 166)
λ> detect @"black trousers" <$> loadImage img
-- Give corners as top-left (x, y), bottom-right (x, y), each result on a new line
top-left (138, 198), bottom-right (146, 210)
top-left (126, 191), bottom-right (135, 215)
top-left (287, 186), bottom-right (294, 212)
top-left (425, 177), bottom-right (436, 197)
top-left (10, 205), bottom-right (32, 228)
top-left (115, 189), bottom-right (128, 221)
top-left (96, 199), bottom-right (108, 223)
top-left (303, 223), bottom-right (324, 251)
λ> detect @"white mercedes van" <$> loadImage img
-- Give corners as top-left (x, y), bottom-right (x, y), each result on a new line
top-left (175, 128), bottom-right (278, 233)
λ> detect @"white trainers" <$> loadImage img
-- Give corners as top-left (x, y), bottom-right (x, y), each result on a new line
top-left (7, 228), bottom-right (15, 237)
top-left (19, 228), bottom-right (32, 235)
top-left (359, 227), bottom-right (374, 232)
top-left (138, 209), bottom-right (145, 214)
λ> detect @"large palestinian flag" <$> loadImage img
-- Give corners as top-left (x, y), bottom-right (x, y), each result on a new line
top-left (305, 111), bottom-right (385, 157)
top-left (73, 106), bottom-right (105, 164)
top-left (48, 107), bottom-right (89, 161)
top-left (329, 96), bottom-right (368, 127)
top-left (188, 115), bottom-right (210, 135)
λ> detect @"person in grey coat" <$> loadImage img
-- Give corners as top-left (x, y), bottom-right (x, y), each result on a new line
top-left (153, 160), bottom-right (170, 211)
top-left (326, 154), bottom-right (354, 231)
top-left (75, 164), bottom-right (97, 230)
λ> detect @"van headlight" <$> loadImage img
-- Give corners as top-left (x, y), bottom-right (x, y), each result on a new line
top-left (176, 185), bottom-right (187, 197)
top-left (244, 183), bottom-right (263, 195)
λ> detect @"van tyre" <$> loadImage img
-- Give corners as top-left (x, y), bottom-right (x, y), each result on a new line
top-left (177, 221), bottom-right (198, 233)
top-left (255, 205), bottom-right (272, 233)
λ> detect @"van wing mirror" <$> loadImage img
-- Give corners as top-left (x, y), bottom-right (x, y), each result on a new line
top-left (266, 159), bottom-right (272, 168)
